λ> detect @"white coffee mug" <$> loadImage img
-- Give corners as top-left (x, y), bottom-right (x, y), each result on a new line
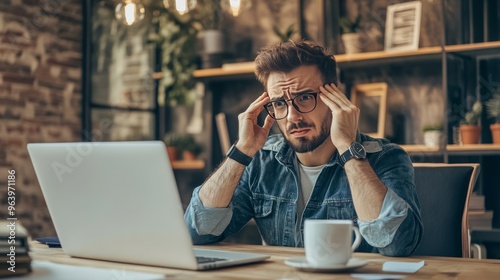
top-left (304, 219), bottom-right (362, 267)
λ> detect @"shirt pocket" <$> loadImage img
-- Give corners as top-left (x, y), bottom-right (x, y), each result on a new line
top-left (326, 200), bottom-right (358, 226)
top-left (253, 199), bottom-right (274, 218)
top-left (252, 199), bottom-right (277, 245)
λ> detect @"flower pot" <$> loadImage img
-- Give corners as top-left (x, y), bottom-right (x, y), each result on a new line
top-left (491, 123), bottom-right (500, 144)
top-left (460, 125), bottom-right (481, 144)
top-left (423, 130), bottom-right (442, 147)
top-left (182, 150), bottom-right (197, 161)
top-left (200, 30), bottom-right (225, 68)
top-left (203, 30), bottom-right (225, 54)
top-left (341, 33), bottom-right (361, 54)
top-left (166, 146), bottom-right (179, 161)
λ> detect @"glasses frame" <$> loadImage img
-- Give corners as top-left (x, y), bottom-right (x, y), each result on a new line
top-left (263, 92), bottom-right (319, 120)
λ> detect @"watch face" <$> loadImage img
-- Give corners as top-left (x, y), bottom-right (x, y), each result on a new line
top-left (352, 142), bottom-right (367, 159)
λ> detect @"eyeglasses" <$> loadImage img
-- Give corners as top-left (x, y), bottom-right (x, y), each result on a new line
top-left (263, 92), bottom-right (319, 120)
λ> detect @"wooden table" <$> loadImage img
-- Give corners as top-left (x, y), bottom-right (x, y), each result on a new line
top-left (29, 242), bottom-right (500, 279)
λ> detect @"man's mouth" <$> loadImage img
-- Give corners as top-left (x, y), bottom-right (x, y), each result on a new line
top-left (290, 129), bottom-right (310, 137)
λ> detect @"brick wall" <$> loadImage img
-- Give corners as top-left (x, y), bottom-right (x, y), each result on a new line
top-left (0, 0), bottom-right (82, 238)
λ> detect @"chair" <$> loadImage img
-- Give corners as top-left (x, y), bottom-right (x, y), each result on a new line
top-left (412, 163), bottom-right (480, 258)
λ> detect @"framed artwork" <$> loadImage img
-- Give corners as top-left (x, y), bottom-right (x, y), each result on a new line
top-left (384, 1), bottom-right (422, 52)
top-left (351, 83), bottom-right (388, 138)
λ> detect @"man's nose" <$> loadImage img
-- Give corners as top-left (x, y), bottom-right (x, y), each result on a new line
top-left (286, 103), bottom-right (302, 122)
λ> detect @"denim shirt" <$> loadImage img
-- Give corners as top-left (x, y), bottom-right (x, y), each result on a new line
top-left (185, 134), bottom-right (423, 256)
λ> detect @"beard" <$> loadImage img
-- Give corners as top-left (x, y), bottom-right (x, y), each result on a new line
top-left (279, 115), bottom-right (332, 153)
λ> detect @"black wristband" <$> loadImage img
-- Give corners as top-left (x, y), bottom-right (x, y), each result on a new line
top-left (226, 144), bottom-right (253, 166)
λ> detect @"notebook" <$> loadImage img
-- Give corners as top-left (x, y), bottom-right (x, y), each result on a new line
top-left (27, 141), bottom-right (269, 270)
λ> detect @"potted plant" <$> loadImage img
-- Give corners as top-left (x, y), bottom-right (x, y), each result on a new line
top-left (272, 24), bottom-right (297, 43)
top-left (177, 135), bottom-right (203, 160)
top-left (163, 133), bottom-right (181, 161)
top-left (422, 123), bottom-right (443, 147)
top-left (193, 0), bottom-right (226, 68)
top-left (460, 100), bottom-right (483, 144)
top-left (486, 90), bottom-right (500, 144)
top-left (339, 15), bottom-right (362, 54)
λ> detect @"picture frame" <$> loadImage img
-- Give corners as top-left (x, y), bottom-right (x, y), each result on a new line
top-left (351, 83), bottom-right (388, 138)
top-left (384, 1), bottom-right (422, 52)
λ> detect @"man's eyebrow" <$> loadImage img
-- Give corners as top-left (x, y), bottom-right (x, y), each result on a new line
top-left (291, 89), bottom-right (317, 96)
top-left (270, 95), bottom-right (285, 101)
top-left (269, 90), bottom-right (316, 101)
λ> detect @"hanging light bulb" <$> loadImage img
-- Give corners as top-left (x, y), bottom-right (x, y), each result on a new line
top-left (115, 0), bottom-right (145, 26)
top-left (163, 0), bottom-right (197, 15)
top-left (221, 0), bottom-right (251, 17)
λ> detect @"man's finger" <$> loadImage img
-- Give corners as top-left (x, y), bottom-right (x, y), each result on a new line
top-left (246, 92), bottom-right (270, 114)
top-left (262, 114), bottom-right (275, 132)
top-left (320, 86), bottom-right (348, 110)
top-left (324, 83), bottom-right (351, 106)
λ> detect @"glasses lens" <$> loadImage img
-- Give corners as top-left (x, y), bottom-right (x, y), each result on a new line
top-left (264, 93), bottom-right (317, 120)
top-left (293, 93), bottom-right (317, 113)
top-left (270, 100), bottom-right (288, 119)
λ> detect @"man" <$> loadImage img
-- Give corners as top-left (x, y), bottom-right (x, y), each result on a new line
top-left (184, 41), bottom-right (422, 256)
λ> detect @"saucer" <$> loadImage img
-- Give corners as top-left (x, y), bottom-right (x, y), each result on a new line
top-left (284, 257), bottom-right (369, 273)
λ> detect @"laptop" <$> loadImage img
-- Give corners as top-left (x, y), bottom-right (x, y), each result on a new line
top-left (27, 141), bottom-right (269, 270)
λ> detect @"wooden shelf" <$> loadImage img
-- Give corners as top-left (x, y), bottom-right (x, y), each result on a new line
top-left (151, 42), bottom-right (500, 80)
top-left (401, 144), bottom-right (500, 156)
top-left (171, 160), bottom-right (205, 170)
top-left (191, 46), bottom-right (443, 78)
top-left (401, 144), bottom-right (441, 154)
top-left (446, 41), bottom-right (500, 58)
top-left (447, 144), bottom-right (500, 155)
top-left (335, 46), bottom-right (442, 67)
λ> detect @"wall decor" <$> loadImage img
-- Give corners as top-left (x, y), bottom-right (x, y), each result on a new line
top-left (384, 1), bottom-right (422, 52)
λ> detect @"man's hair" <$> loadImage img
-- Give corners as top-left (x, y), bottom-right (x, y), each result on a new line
top-left (254, 40), bottom-right (338, 89)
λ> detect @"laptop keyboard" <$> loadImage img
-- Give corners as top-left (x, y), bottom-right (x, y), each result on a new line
top-left (196, 256), bottom-right (227, 264)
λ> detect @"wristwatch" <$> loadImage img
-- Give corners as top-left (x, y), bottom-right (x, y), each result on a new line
top-left (339, 142), bottom-right (367, 167)
top-left (226, 144), bottom-right (253, 166)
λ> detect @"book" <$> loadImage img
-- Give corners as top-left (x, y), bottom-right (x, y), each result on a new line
top-left (469, 194), bottom-right (485, 210)
top-left (468, 210), bottom-right (494, 229)
top-left (0, 267), bottom-right (31, 277)
top-left (0, 221), bottom-right (32, 277)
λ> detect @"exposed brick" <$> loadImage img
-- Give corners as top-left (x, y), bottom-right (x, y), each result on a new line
top-left (46, 57), bottom-right (81, 68)
top-left (0, 84), bottom-right (12, 93)
top-left (6, 123), bottom-right (25, 134)
top-left (0, 148), bottom-right (5, 164)
top-left (0, 97), bottom-right (25, 106)
top-left (2, 73), bottom-right (35, 84)
top-left (6, 138), bottom-right (23, 148)
top-left (0, 62), bottom-right (31, 75)
top-left (0, 3), bottom-right (28, 18)
top-left (18, 89), bottom-right (40, 102)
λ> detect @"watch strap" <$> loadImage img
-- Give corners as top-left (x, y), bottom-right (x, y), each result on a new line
top-left (339, 142), bottom-right (366, 167)
top-left (339, 150), bottom-right (353, 166)
top-left (226, 144), bottom-right (253, 166)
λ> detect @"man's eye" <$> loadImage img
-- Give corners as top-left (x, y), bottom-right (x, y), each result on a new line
top-left (274, 100), bottom-right (286, 107)
top-left (299, 94), bottom-right (313, 101)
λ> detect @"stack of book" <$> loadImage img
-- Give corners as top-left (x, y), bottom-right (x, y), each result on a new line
top-left (0, 221), bottom-right (31, 277)
top-left (468, 193), bottom-right (493, 230)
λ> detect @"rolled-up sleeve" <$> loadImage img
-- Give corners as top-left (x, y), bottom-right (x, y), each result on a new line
top-left (187, 186), bottom-right (234, 235)
top-left (358, 188), bottom-right (408, 247)
top-left (184, 186), bottom-right (233, 244)
top-left (184, 166), bottom-right (255, 245)
top-left (358, 146), bottom-right (423, 256)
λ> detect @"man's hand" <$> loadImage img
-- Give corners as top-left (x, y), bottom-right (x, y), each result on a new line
top-left (319, 83), bottom-right (359, 153)
top-left (236, 92), bottom-right (275, 156)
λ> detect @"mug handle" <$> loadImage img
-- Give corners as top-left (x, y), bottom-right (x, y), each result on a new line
top-left (351, 226), bottom-right (362, 251)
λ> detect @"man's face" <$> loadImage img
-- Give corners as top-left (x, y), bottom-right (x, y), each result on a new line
top-left (266, 65), bottom-right (332, 153)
